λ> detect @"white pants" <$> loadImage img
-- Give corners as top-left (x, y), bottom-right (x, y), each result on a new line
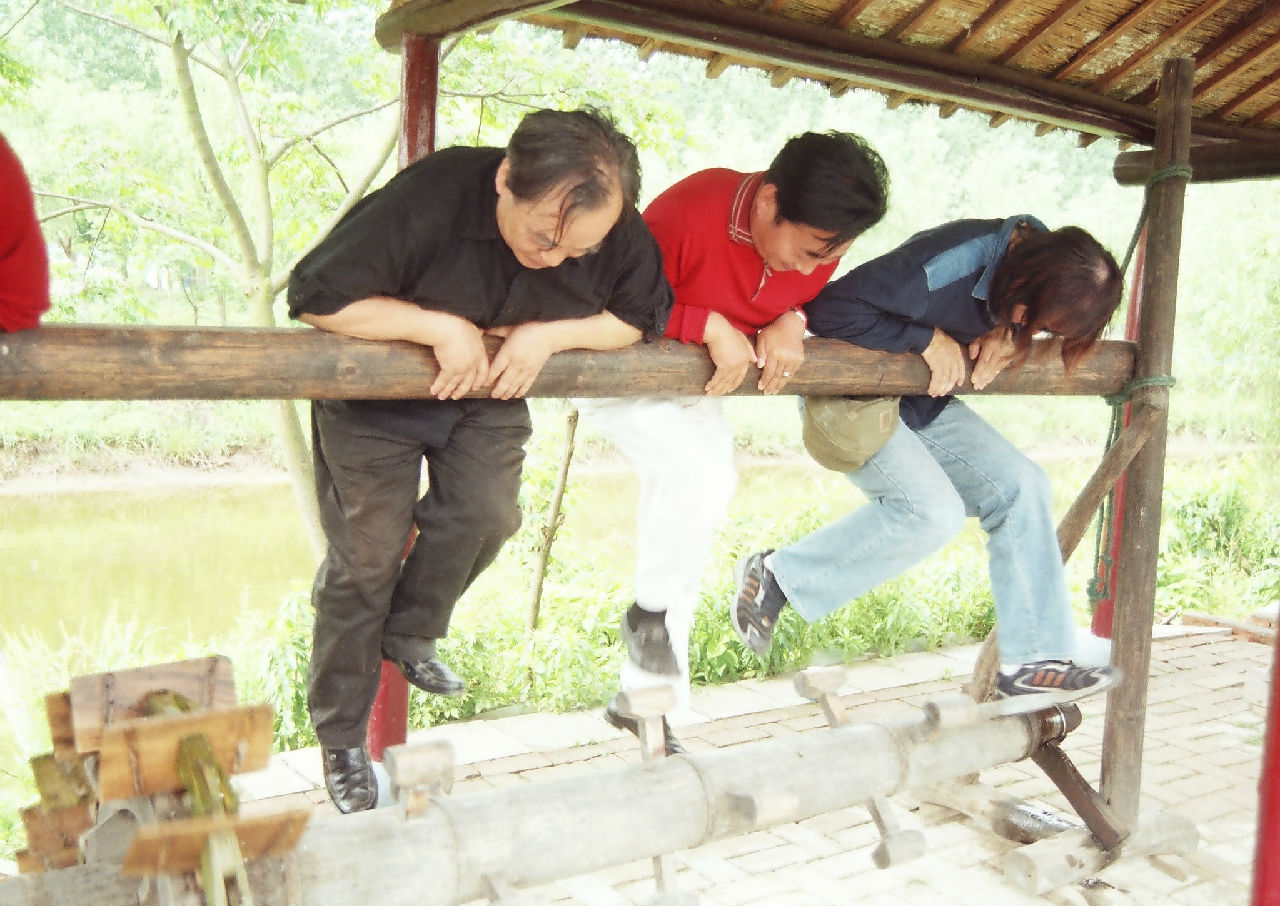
top-left (575, 397), bottom-right (738, 711)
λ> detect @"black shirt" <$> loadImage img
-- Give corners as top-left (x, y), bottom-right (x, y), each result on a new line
top-left (287, 146), bottom-right (674, 443)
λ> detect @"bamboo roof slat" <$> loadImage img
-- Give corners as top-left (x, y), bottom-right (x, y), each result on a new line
top-left (376, 0), bottom-right (1280, 146)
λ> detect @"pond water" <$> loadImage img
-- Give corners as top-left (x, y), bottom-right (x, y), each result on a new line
top-left (0, 478), bottom-right (316, 653)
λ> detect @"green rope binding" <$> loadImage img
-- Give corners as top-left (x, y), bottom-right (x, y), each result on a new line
top-left (1120, 163), bottom-right (1194, 274)
top-left (1088, 160), bottom-right (1189, 611)
top-left (1088, 375), bottom-right (1177, 607)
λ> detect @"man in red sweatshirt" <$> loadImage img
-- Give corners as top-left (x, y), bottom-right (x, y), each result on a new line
top-left (579, 132), bottom-right (889, 753)
top-left (0, 132), bottom-right (50, 332)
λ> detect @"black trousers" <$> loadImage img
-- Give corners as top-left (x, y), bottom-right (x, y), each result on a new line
top-left (306, 399), bottom-right (531, 747)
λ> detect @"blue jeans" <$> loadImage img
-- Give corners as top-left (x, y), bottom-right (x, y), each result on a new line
top-left (771, 399), bottom-right (1077, 665)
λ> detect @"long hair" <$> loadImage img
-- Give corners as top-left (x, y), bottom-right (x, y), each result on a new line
top-left (988, 226), bottom-right (1123, 372)
top-left (502, 107), bottom-right (640, 243)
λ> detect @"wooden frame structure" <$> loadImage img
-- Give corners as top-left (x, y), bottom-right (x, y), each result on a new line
top-left (3, 0), bottom-right (1278, 899)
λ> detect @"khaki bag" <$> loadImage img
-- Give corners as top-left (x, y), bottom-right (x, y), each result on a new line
top-left (801, 395), bottom-right (899, 473)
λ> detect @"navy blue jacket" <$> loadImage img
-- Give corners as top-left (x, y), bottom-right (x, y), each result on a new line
top-left (806, 215), bottom-right (1045, 428)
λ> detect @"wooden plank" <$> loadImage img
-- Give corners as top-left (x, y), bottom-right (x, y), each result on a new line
top-left (375, 0), bottom-right (568, 48)
top-left (1114, 139), bottom-right (1280, 185)
top-left (1181, 610), bottom-right (1277, 644)
top-left (28, 755), bottom-right (93, 811)
top-left (69, 655), bottom-right (235, 755)
top-left (0, 325), bottom-right (1136, 401)
top-left (44, 693), bottom-right (76, 762)
top-left (96, 705), bottom-right (273, 801)
top-left (19, 802), bottom-right (94, 858)
top-left (14, 846), bottom-right (80, 874)
top-left (121, 801), bottom-right (312, 876)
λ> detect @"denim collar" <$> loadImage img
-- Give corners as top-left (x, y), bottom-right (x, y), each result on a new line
top-left (973, 213), bottom-right (1047, 301)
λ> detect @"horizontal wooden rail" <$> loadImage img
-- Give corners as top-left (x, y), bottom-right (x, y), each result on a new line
top-left (0, 325), bottom-right (1136, 401)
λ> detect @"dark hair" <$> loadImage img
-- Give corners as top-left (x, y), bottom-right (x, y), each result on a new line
top-left (988, 225), bottom-right (1123, 372)
top-left (764, 131), bottom-right (889, 253)
top-left (503, 107), bottom-right (640, 241)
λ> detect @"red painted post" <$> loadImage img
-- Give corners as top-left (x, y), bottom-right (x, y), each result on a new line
top-left (1254, 639), bottom-right (1280, 905)
top-left (1090, 234), bottom-right (1146, 639)
top-left (365, 32), bottom-right (440, 763)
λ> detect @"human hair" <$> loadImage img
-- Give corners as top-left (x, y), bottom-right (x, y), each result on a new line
top-left (764, 131), bottom-right (889, 253)
top-left (503, 107), bottom-right (640, 241)
top-left (988, 225), bottom-right (1123, 372)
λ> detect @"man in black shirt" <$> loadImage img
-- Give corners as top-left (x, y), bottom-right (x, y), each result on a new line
top-left (287, 108), bottom-right (673, 813)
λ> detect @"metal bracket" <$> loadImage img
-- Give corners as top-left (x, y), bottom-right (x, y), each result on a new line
top-left (1031, 740), bottom-right (1127, 851)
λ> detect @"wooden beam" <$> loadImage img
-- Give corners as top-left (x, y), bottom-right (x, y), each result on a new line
top-left (885, 0), bottom-right (947, 42)
top-left (1211, 51), bottom-right (1280, 120)
top-left (1100, 56), bottom-right (1193, 831)
top-left (946, 0), bottom-right (1020, 55)
top-left (1114, 138), bottom-right (1280, 184)
top-left (552, 0), bottom-right (1275, 143)
top-left (997, 0), bottom-right (1091, 67)
top-left (1090, 0), bottom-right (1234, 94)
top-left (561, 21), bottom-right (587, 47)
top-left (1192, 22), bottom-right (1280, 104)
top-left (829, 0), bottom-right (876, 30)
top-left (375, 0), bottom-right (570, 49)
top-left (1056, 403), bottom-right (1161, 563)
top-left (1130, 1), bottom-right (1280, 108)
top-left (1051, 0), bottom-right (1161, 82)
top-left (635, 36), bottom-right (660, 59)
top-left (0, 703), bottom-right (1068, 905)
top-left (705, 53), bottom-right (733, 78)
top-left (0, 326), bottom-right (1136, 401)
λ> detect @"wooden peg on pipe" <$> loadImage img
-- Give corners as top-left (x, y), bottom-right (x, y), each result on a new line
top-left (383, 739), bottom-right (455, 818)
top-left (794, 666), bottom-right (850, 727)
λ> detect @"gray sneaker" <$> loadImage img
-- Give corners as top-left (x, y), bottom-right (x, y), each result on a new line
top-left (732, 550), bottom-right (787, 656)
top-left (620, 604), bottom-right (679, 675)
top-left (995, 660), bottom-right (1122, 699)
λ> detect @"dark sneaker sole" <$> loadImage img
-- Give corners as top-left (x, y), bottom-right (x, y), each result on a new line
top-left (730, 555), bottom-right (772, 656)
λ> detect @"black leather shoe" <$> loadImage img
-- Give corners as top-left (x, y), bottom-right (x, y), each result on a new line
top-left (604, 704), bottom-right (686, 756)
top-left (383, 652), bottom-right (466, 696)
top-left (620, 604), bottom-right (679, 676)
top-left (382, 633), bottom-right (466, 696)
top-left (322, 746), bottom-right (377, 814)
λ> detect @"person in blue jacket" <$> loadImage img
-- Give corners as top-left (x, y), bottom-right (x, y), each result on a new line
top-left (731, 215), bottom-right (1124, 697)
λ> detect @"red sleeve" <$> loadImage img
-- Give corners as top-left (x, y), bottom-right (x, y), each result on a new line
top-left (0, 134), bottom-right (50, 332)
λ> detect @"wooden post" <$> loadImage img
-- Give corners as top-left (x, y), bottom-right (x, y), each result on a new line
top-left (1099, 56), bottom-right (1193, 828)
top-left (1254, 638), bottom-right (1280, 905)
top-left (366, 31), bottom-right (441, 765)
top-left (1089, 237), bottom-right (1146, 638)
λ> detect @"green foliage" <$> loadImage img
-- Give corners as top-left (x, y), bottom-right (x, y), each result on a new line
top-left (1156, 463), bottom-right (1280, 619)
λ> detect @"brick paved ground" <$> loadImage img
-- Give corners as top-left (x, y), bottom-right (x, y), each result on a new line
top-left (247, 629), bottom-right (1273, 906)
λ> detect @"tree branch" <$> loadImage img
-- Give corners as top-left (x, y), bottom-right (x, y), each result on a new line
top-left (2, 0), bottom-right (41, 42)
top-left (168, 31), bottom-right (261, 275)
top-left (270, 119), bottom-right (399, 297)
top-left (214, 45), bottom-right (274, 270)
top-left (35, 191), bottom-right (240, 273)
top-left (54, 0), bottom-right (220, 76)
top-left (38, 203), bottom-right (102, 223)
top-left (266, 98), bottom-right (398, 169)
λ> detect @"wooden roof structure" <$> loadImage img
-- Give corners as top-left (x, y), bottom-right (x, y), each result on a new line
top-left (375, 0), bottom-right (1280, 149)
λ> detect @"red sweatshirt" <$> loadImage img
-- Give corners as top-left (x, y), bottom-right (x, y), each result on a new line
top-left (642, 168), bottom-right (837, 344)
top-left (0, 133), bottom-right (50, 332)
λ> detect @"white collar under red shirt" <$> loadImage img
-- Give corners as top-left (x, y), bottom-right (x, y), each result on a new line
top-left (728, 171), bottom-right (763, 248)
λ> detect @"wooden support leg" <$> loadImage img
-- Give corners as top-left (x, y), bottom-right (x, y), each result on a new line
top-left (609, 686), bottom-right (691, 904)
